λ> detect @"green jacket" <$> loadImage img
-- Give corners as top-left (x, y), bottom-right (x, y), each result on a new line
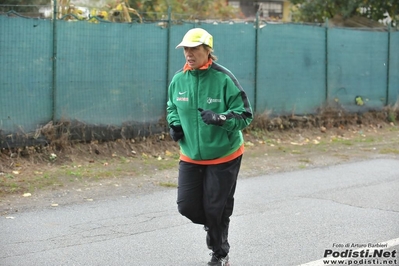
top-left (167, 62), bottom-right (253, 160)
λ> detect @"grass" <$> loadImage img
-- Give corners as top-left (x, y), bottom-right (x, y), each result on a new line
top-left (298, 158), bottom-right (312, 163)
top-left (0, 173), bottom-right (61, 194)
top-left (1, 118), bottom-right (398, 197)
top-left (159, 182), bottom-right (177, 188)
top-left (291, 150), bottom-right (303, 154)
top-left (330, 138), bottom-right (354, 146)
top-left (380, 148), bottom-right (399, 154)
top-left (0, 153), bottom-right (181, 196)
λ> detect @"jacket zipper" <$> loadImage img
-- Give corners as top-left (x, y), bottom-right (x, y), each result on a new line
top-left (195, 70), bottom-right (202, 159)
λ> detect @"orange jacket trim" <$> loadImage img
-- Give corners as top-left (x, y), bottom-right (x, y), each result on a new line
top-left (183, 58), bottom-right (213, 72)
top-left (180, 144), bottom-right (244, 165)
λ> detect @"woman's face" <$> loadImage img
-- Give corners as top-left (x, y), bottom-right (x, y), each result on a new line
top-left (183, 45), bottom-right (210, 69)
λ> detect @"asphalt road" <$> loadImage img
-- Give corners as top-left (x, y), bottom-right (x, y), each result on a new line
top-left (1, 158), bottom-right (398, 266)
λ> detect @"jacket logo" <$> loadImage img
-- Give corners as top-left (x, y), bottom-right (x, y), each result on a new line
top-left (179, 91), bottom-right (187, 95)
top-left (177, 97), bottom-right (188, 101)
top-left (207, 97), bottom-right (221, 104)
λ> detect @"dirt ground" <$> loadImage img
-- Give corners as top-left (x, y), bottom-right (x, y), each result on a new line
top-left (1, 110), bottom-right (399, 216)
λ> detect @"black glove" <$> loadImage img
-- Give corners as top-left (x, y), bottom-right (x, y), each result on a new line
top-left (169, 125), bottom-right (184, 142)
top-left (198, 108), bottom-right (226, 126)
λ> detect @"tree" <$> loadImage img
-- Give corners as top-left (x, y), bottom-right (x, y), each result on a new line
top-left (127, 0), bottom-right (241, 21)
top-left (0, 0), bottom-right (49, 14)
top-left (290, 0), bottom-right (398, 26)
top-left (364, 0), bottom-right (399, 26)
top-left (1, 0), bottom-right (241, 22)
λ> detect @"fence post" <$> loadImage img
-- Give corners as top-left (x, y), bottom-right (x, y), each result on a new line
top-left (325, 18), bottom-right (329, 105)
top-left (166, 7), bottom-right (171, 89)
top-left (254, 11), bottom-right (259, 114)
top-left (51, 0), bottom-right (58, 122)
top-left (164, 7), bottom-right (172, 123)
top-left (386, 24), bottom-right (391, 106)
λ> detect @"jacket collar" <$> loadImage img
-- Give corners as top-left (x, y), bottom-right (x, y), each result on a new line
top-left (183, 58), bottom-right (212, 73)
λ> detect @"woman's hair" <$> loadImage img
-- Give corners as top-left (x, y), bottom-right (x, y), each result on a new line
top-left (203, 44), bottom-right (218, 61)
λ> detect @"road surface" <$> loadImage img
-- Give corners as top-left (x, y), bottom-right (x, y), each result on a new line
top-left (1, 158), bottom-right (398, 266)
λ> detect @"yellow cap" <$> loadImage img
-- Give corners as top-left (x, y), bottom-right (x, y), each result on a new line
top-left (176, 28), bottom-right (213, 49)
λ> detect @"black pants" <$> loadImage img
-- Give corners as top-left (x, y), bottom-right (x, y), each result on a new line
top-left (177, 155), bottom-right (242, 257)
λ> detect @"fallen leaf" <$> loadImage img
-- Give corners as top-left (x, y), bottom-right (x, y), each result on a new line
top-left (290, 142), bottom-right (303, 146)
top-left (12, 171), bottom-right (20, 175)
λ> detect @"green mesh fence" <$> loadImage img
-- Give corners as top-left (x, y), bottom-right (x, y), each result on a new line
top-left (0, 16), bottom-right (53, 136)
top-left (256, 24), bottom-right (327, 115)
top-left (389, 31), bottom-right (399, 105)
top-left (0, 13), bottom-right (398, 148)
top-left (327, 28), bottom-right (389, 111)
top-left (55, 22), bottom-right (168, 140)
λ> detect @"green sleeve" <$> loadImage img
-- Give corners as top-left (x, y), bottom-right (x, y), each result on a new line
top-left (221, 78), bottom-right (253, 131)
top-left (166, 81), bottom-right (181, 127)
